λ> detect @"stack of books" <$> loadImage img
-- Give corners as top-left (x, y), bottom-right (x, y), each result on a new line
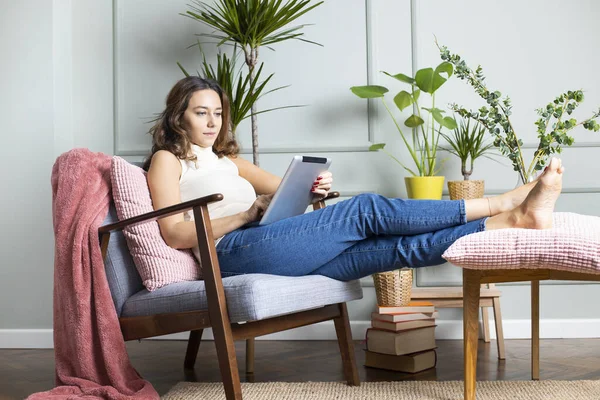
top-left (365, 301), bottom-right (438, 373)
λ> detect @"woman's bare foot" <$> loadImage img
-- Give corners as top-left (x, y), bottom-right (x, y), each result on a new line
top-left (486, 158), bottom-right (564, 230)
top-left (489, 178), bottom-right (539, 215)
top-left (517, 157), bottom-right (564, 228)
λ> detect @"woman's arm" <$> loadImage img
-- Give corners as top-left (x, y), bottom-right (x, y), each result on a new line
top-left (228, 155), bottom-right (282, 195)
top-left (147, 151), bottom-right (252, 249)
top-left (229, 155), bottom-right (334, 200)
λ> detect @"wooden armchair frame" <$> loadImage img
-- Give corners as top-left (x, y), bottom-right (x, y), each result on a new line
top-left (462, 268), bottom-right (600, 400)
top-left (98, 192), bottom-right (360, 400)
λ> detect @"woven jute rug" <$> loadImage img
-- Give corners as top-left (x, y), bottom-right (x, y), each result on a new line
top-left (162, 380), bottom-right (600, 400)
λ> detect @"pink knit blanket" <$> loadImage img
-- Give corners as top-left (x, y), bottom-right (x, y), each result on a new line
top-left (27, 149), bottom-right (158, 399)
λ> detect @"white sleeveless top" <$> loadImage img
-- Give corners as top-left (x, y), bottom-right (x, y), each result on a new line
top-left (179, 145), bottom-right (256, 261)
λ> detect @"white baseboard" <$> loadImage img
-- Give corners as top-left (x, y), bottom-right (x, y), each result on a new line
top-left (3, 319), bottom-right (600, 348)
top-left (0, 329), bottom-right (54, 349)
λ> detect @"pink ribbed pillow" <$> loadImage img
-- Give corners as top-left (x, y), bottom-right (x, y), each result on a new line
top-left (110, 156), bottom-right (201, 291)
top-left (443, 213), bottom-right (600, 274)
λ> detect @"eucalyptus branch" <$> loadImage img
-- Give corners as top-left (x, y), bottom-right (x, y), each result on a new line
top-left (439, 44), bottom-right (600, 184)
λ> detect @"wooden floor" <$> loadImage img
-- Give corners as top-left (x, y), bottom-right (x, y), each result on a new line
top-left (2, 338), bottom-right (600, 399)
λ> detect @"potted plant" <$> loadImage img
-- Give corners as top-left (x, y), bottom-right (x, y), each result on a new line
top-left (438, 43), bottom-right (600, 185)
top-left (350, 62), bottom-right (457, 199)
top-left (184, 0), bottom-right (324, 166)
top-left (441, 117), bottom-right (495, 200)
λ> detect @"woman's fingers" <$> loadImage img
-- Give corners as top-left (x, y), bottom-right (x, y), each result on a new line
top-left (318, 171), bottom-right (332, 180)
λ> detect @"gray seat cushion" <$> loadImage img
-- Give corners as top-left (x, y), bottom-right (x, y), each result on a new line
top-left (121, 274), bottom-right (363, 323)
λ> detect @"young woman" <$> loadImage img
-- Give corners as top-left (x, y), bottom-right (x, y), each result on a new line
top-left (144, 76), bottom-right (564, 281)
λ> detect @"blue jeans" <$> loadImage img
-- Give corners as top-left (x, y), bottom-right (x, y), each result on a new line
top-left (216, 193), bottom-right (486, 281)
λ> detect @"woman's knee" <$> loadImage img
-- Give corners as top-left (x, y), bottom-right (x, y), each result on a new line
top-left (351, 192), bottom-right (396, 212)
top-left (352, 192), bottom-right (381, 207)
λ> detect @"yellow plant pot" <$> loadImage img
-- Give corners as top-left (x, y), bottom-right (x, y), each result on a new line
top-left (404, 176), bottom-right (445, 200)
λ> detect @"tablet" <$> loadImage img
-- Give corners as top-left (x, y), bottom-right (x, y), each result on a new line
top-left (259, 156), bottom-right (332, 226)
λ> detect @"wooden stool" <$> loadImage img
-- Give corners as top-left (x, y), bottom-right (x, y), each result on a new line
top-left (461, 269), bottom-right (600, 400)
top-left (411, 284), bottom-right (505, 359)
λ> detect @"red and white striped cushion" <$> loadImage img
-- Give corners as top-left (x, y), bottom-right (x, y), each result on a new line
top-left (443, 213), bottom-right (600, 273)
top-left (110, 156), bottom-right (201, 291)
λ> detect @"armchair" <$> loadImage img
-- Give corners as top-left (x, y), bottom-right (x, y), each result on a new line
top-left (98, 191), bottom-right (362, 400)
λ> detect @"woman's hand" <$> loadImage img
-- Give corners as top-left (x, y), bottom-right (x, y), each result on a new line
top-left (243, 193), bottom-right (275, 223)
top-left (311, 171), bottom-right (333, 202)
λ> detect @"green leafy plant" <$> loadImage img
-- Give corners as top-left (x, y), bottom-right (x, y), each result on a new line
top-left (350, 63), bottom-right (458, 177)
top-left (441, 117), bottom-right (495, 180)
top-left (184, 0), bottom-right (324, 166)
top-left (438, 43), bottom-right (600, 184)
top-left (178, 43), bottom-right (300, 138)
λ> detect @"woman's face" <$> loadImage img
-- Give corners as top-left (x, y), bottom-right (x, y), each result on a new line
top-left (183, 89), bottom-right (223, 148)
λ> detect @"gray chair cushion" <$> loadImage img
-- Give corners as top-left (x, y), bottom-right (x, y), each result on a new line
top-left (121, 274), bottom-right (363, 323)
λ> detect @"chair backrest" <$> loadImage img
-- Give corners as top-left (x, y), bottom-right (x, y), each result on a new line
top-left (102, 203), bottom-right (144, 316)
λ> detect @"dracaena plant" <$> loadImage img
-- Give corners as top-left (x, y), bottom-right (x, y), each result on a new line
top-left (438, 43), bottom-right (600, 184)
top-left (440, 117), bottom-right (496, 180)
top-left (184, 0), bottom-right (323, 166)
top-left (350, 63), bottom-right (458, 177)
top-left (178, 43), bottom-right (300, 139)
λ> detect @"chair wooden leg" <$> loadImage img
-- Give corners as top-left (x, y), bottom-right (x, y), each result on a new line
top-left (246, 338), bottom-right (255, 375)
top-left (481, 307), bottom-right (491, 343)
top-left (184, 329), bottom-right (203, 370)
top-left (531, 280), bottom-right (540, 380)
top-left (492, 297), bottom-right (506, 360)
top-left (212, 325), bottom-right (242, 400)
top-left (463, 270), bottom-right (481, 400)
top-left (333, 303), bottom-right (360, 386)
top-left (193, 206), bottom-right (242, 400)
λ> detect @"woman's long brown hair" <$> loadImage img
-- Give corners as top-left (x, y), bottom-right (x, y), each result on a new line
top-left (142, 76), bottom-right (239, 171)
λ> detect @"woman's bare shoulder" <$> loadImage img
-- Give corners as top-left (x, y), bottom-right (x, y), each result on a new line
top-left (148, 150), bottom-right (181, 179)
top-left (151, 149), bottom-right (180, 164)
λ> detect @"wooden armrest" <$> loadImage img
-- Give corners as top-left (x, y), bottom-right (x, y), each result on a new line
top-left (322, 191), bottom-right (340, 201)
top-left (98, 193), bottom-right (224, 234)
top-left (312, 191), bottom-right (340, 211)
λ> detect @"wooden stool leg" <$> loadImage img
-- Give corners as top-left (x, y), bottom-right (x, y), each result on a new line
top-left (463, 270), bottom-right (482, 400)
top-left (531, 280), bottom-right (540, 380)
top-left (246, 338), bottom-right (255, 375)
top-left (492, 297), bottom-right (506, 360)
top-left (481, 307), bottom-right (491, 343)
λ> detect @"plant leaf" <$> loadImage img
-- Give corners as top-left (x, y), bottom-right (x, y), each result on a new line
top-left (393, 91), bottom-right (413, 111)
top-left (431, 61), bottom-right (453, 93)
top-left (415, 68), bottom-right (434, 93)
top-left (405, 115), bottom-right (425, 128)
top-left (382, 71), bottom-right (415, 85)
top-left (413, 89), bottom-right (420, 102)
top-left (350, 85), bottom-right (389, 98)
top-left (369, 143), bottom-right (386, 151)
top-left (177, 62), bottom-right (190, 77)
top-left (442, 116), bottom-right (458, 130)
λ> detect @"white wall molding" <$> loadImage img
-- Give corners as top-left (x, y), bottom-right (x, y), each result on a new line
top-left (4, 318), bottom-right (600, 348)
top-left (112, 0), bottom-right (375, 157)
top-left (115, 145), bottom-right (373, 157)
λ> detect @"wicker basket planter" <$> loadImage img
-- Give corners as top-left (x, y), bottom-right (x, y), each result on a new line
top-left (447, 180), bottom-right (485, 200)
top-left (372, 268), bottom-right (413, 307)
